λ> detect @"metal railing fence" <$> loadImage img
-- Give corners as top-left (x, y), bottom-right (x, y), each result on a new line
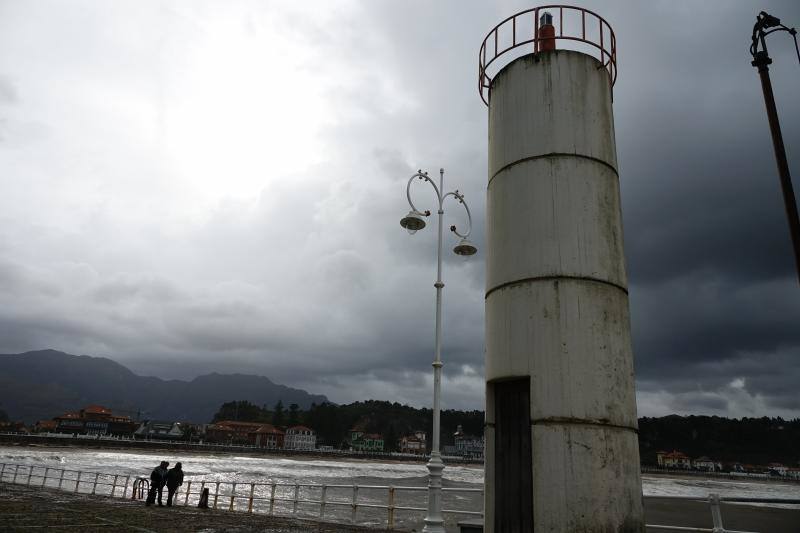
top-left (0, 462), bottom-right (479, 529)
top-left (2, 462), bottom-right (798, 532)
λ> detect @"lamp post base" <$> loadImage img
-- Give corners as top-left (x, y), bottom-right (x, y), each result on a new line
top-left (423, 452), bottom-right (446, 533)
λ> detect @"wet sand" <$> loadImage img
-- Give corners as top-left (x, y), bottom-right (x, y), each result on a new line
top-left (0, 482), bottom-right (390, 532)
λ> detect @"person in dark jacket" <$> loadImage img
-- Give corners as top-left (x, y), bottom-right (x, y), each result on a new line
top-left (146, 461), bottom-right (169, 506)
top-left (165, 462), bottom-right (184, 507)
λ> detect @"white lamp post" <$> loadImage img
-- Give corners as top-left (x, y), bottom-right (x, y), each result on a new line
top-left (400, 168), bottom-right (476, 533)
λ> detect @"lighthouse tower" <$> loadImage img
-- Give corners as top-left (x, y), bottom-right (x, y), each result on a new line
top-left (479, 7), bottom-right (644, 532)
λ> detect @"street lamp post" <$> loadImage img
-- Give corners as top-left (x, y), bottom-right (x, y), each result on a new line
top-left (400, 168), bottom-right (477, 533)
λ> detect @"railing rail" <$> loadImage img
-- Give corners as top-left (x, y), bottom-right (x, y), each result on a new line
top-left (478, 4), bottom-right (617, 105)
top-left (1, 462), bottom-right (796, 532)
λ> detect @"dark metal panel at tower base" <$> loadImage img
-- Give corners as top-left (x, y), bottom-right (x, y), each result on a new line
top-left (493, 377), bottom-right (533, 532)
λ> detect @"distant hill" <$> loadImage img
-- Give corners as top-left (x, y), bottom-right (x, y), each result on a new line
top-left (0, 349), bottom-right (328, 424)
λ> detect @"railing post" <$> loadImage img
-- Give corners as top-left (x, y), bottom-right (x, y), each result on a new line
top-left (248, 483), bottom-right (255, 513)
top-left (213, 482), bottom-right (220, 509)
top-left (320, 485), bottom-right (327, 519)
top-left (292, 484), bottom-right (299, 516)
top-left (74, 471), bottom-right (82, 493)
top-left (122, 475), bottom-right (130, 498)
top-left (184, 481), bottom-right (192, 506)
top-left (387, 486), bottom-right (395, 530)
top-left (111, 474), bottom-right (118, 496)
top-left (42, 467), bottom-right (50, 487)
top-left (229, 482), bottom-right (237, 511)
top-left (91, 472), bottom-right (99, 494)
top-left (12, 464), bottom-right (19, 483)
top-left (25, 465), bottom-right (33, 485)
top-left (709, 493), bottom-right (725, 533)
top-left (269, 483), bottom-right (276, 515)
top-left (58, 469), bottom-right (65, 490)
top-left (351, 485), bottom-right (359, 524)
top-left (0, 463), bottom-right (6, 482)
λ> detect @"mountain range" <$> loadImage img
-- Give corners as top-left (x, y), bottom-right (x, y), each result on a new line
top-left (0, 349), bottom-right (328, 424)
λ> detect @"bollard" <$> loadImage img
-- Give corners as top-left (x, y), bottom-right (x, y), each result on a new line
top-left (198, 487), bottom-right (210, 509)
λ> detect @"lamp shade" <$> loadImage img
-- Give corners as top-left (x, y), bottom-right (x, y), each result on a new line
top-left (453, 238), bottom-right (478, 256)
top-left (400, 211), bottom-right (426, 232)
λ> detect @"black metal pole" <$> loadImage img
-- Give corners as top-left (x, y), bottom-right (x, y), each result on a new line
top-left (753, 51), bottom-right (800, 285)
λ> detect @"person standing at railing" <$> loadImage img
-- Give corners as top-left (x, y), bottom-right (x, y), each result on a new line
top-left (165, 462), bottom-right (183, 507)
top-left (145, 460), bottom-right (169, 506)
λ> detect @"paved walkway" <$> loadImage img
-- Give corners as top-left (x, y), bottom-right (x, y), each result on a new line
top-left (0, 483), bottom-right (390, 532)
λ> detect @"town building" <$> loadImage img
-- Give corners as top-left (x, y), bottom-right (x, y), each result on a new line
top-left (349, 428), bottom-right (384, 452)
top-left (656, 450), bottom-right (691, 469)
top-left (768, 463), bottom-right (788, 476)
top-left (134, 420), bottom-right (184, 440)
top-left (205, 420), bottom-right (285, 448)
top-left (692, 456), bottom-right (716, 471)
top-left (453, 425), bottom-right (484, 460)
top-left (284, 425), bottom-right (316, 450)
top-left (398, 430), bottom-right (427, 455)
top-left (51, 405), bottom-right (137, 436)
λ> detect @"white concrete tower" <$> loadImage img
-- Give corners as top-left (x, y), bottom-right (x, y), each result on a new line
top-left (479, 7), bottom-right (645, 532)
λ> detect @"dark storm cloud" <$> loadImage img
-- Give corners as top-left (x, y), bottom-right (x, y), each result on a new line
top-left (0, 0), bottom-right (798, 416)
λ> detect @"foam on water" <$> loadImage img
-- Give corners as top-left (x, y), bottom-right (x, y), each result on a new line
top-left (2, 446), bottom-right (797, 505)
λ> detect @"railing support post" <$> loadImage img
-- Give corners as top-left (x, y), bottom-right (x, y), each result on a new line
top-left (229, 482), bottom-right (237, 511)
top-left (269, 483), bottom-right (277, 515)
top-left (213, 482), bottom-right (220, 509)
top-left (388, 486), bottom-right (395, 529)
top-left (292, 484), bottom-right (300, 516)
top-left (12, 464), bottom-right (19, 483)
top-left (122, 475), bottom-right (130, 498)
top-left (58, 469), bottom-right (65, 490)
top-left (351, 485), bottom-right (359, 524)
top-left (248, 483), bottom-right (255, 513)
top-left (0, 463), bottom-right (6, 482)
top-left (184, 481), bottom-right (192, 506)
top-left (710, 493), bottom-right (725, 533)
top-left (111, 474), bottom-right (118, 496)
top-left (92, 472), bottom-right (99, 494)
top-left (74, 471), bottom-right (82, 493)
top-left (25, 465), bottom-right (33, 485)
top-left (42, 467), bottom-right (50, 487)
top-left (320, 485), bottom-right (327, 519)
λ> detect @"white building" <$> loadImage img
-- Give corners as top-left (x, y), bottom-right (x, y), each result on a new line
top-left (284, 425), bottom-right (316, 450)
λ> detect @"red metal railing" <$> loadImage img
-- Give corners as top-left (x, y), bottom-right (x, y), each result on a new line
top-left (478, 5), bottom-right (617, 105)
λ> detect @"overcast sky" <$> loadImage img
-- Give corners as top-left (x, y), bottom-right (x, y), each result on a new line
top-left (1, 1), bottom-right (799, 418)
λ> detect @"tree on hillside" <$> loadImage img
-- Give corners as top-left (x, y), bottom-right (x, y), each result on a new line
top-left (272, 400), bottom-right (285, 426)
top-left (288, 403), bottom-right (300, 425)
top-left (211, 400), bottom-right (269, 423)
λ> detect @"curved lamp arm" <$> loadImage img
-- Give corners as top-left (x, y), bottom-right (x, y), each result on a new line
top-left (406, 170), bottom-right (442, 216)
top-left (443, 191), bottom-right (473, 239)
